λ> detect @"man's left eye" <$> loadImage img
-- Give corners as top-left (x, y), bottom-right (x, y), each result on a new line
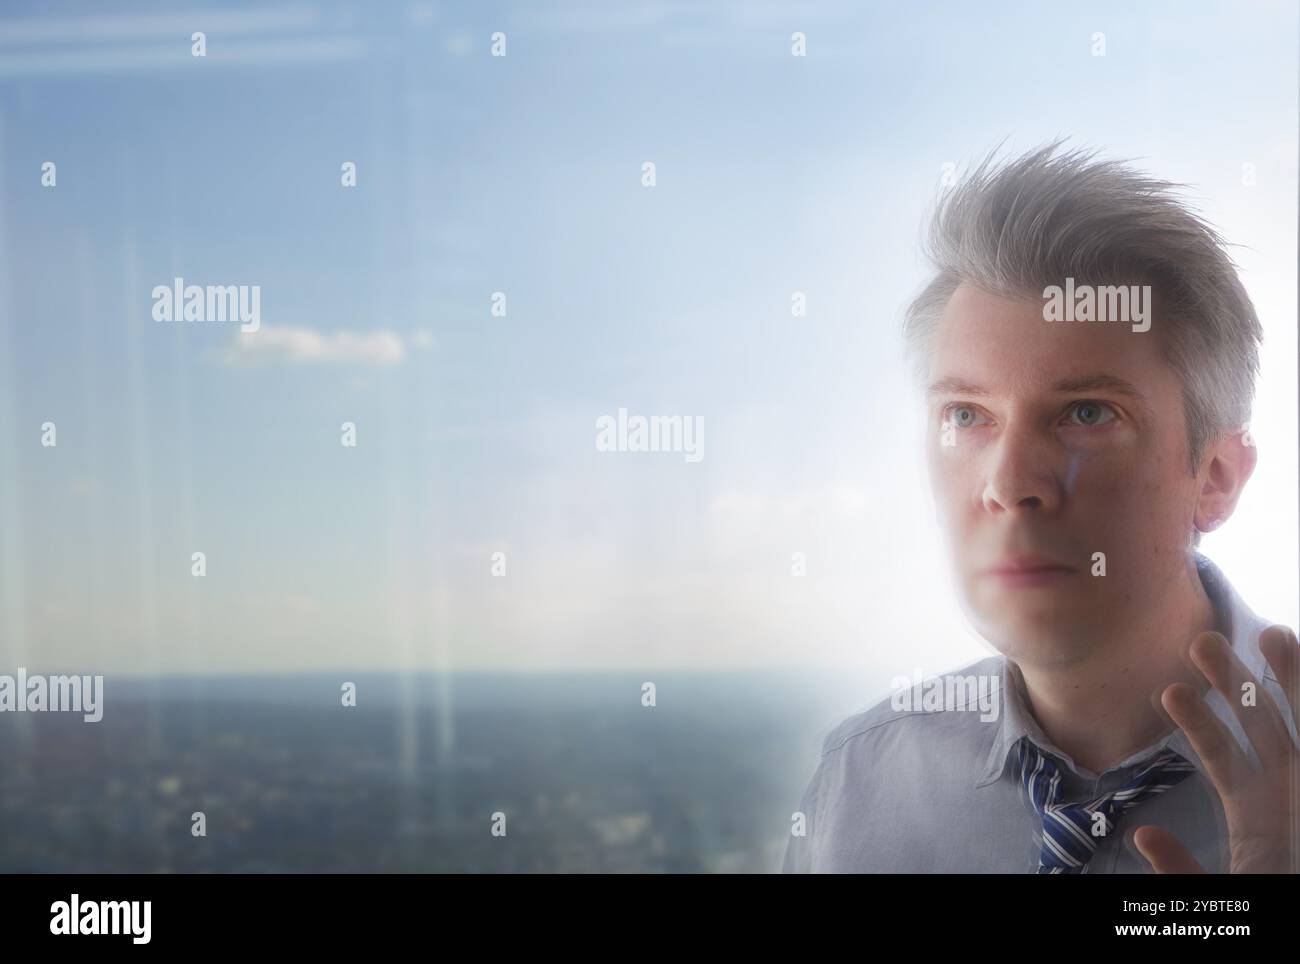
top-left (1065, 401), bottom-right (1116, 427)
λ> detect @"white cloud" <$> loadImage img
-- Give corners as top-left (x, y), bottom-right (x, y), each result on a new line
top-left (219, 325), bottom-right (409, 367)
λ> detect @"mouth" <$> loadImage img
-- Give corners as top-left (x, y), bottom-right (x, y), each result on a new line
top-left (983, 555), bottom-right (1077, 588)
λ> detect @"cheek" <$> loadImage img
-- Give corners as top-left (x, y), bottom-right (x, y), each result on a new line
top-left (1066, 450), bottom-right (1190, 543)
top-left (927, 448), bottom-right (977, 528)
top-left (1064, 452), bottom-right (1133, 507)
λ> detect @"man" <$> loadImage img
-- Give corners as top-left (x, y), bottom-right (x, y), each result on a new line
top-left (783, 141), bottom-right (1299, 874)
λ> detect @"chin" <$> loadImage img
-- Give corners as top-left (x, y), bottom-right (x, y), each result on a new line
top-left (967, 603), bottom-right (1098, 663)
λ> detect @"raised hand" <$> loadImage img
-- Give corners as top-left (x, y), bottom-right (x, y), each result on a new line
top-left (1132, 625), bottom-right (1299, 874)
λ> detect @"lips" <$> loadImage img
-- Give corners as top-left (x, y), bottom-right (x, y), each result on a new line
top-left (986, 554), bottom-right (1075, 576)
top-left (983, 554), bottom-right (1076, 587)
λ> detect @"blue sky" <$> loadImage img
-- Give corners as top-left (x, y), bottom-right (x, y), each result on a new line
top-left (0, 0), bottom-right (1295, 679)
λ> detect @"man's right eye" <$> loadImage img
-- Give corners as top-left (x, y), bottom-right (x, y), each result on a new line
top-left (942, 404), bottom-right (987, 429)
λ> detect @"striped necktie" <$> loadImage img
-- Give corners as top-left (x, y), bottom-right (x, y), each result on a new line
top-left (1016, 736), bottom-right (1198, 874)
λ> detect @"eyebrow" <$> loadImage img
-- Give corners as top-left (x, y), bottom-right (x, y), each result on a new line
top-left (926, 373), bottom-right (1150, 401)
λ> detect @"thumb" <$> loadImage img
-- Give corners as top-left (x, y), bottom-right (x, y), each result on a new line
top-left (1129, 824), bottom-right (1207, 874)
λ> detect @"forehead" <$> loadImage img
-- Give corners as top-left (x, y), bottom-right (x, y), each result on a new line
top-left (928, 283), bottom-right (1172, 397)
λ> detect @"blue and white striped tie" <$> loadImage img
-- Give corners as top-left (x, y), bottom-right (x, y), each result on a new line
top-left (1016, 736), bottom-right (1198, 874)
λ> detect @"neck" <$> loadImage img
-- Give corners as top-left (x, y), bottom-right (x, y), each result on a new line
top-left (1014, 555), bottom-right (1221, 776)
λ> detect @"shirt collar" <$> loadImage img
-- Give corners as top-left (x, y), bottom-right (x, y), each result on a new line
top-left (973, 552), bottom-right (1273, 789)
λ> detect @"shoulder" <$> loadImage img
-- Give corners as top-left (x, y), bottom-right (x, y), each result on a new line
top-left (785, 654), bottom-right (1007, 871)
top-left (1200, 554), bottom-right (1292, 692)
top-left (818, 653), bottom-right (1005, 760)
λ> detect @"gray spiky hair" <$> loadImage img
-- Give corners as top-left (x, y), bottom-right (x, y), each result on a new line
top-left (902, 138), bottom-right (1262, 478)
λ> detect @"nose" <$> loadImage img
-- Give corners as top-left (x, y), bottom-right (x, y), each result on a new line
top-left (981, 422), bottom-right (1065, 516)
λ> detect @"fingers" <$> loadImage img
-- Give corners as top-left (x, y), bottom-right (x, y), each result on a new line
top-left (1186, 631), bottom-right (1295, 769)
top-left (1160, 679), bottom-right (1251, 793)
top-left (1130, 824), bottom-right (1207, 874)
top-left (1259, 625), bottom-right (1300, 738)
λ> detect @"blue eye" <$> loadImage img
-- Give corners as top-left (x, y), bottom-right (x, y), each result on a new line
top-left (943, 405), bottom-right (986, 429)
top-left (1067, 401), bottom-right (1116, 427)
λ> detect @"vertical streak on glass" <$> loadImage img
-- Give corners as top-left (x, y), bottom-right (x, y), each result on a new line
top-left (405, 45), bottom-right (457, 844)
top-left (121, 187), bottom-right (165, 866)
top-left (72, 225), bottom-right (107, 733)
top-left (374, 44), bottom-right (421, 863)
top-left (0, 109), bottom-right (35, 768)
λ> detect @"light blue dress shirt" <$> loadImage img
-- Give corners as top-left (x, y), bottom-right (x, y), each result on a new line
top-left (782, 554), bottom-right (1297, 873)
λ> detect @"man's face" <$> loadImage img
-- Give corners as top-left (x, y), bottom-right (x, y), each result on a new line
top-left (925, 283), bottom-right (1202, 667)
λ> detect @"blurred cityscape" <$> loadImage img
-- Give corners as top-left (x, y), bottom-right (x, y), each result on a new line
top-left (0, 671), bottom-right (867, 873)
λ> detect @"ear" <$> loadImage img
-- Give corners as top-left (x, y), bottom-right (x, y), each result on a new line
top-left (1193, 428), bottom-right (1257, 533)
